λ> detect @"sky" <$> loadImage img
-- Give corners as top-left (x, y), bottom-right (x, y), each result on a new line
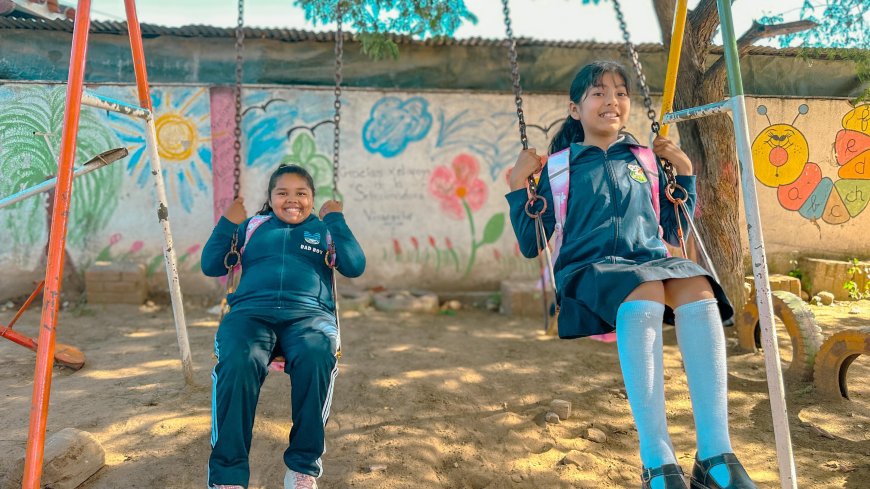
top-left (87, 0), bottom-right (817, 46)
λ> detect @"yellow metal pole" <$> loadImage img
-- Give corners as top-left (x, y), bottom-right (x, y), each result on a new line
top-left (659, 0), bottom-right (688, 138)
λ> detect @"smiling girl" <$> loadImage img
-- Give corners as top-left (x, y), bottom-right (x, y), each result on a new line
top-left (202, 164), bottom-right (365, 489)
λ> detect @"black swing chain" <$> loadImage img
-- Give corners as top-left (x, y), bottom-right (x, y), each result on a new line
top-left (332, 3), bottom-right (343, 202)
top-left (611, 0), bottom-right (680, 192)
top-left (500, 0), bottom-right (548, 222)
top-left (233, 0), bottom-right (244, 200)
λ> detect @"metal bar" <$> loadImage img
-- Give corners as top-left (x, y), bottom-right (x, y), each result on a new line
top-left (717, 1), bottom-right (797, 487)
top-left (3, 282), bottom-right (45, 331)
top-left (662, 98), bottom-right (733, 125)
top-left (23, 1), bottom-right (91, 487)
top-left (0, 148), bottom-right (127, 210)
top-left (125, 0), bottom-right (194, 385)
top-left (0, 326), bottom-right (38, 350)
top-left (81, 89), bottom-right (150, 119)
top-left (658, 0), bottom-right (688, 138)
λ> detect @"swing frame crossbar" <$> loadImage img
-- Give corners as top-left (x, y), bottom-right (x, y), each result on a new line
top-left (22, 1), bottom-right (194, 487)
top-left (657, 1), bottom-right (798, 487)
top-left (0, 147), bottom-right (128, 210)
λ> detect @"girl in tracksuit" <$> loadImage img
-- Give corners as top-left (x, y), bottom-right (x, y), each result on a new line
top-left (507, 61), bottom-right (754, 489)
top-left (202, 164), bottom-right (365, 489)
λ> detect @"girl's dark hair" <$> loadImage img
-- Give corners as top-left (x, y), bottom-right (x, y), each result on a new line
top-left (548, 60), bottom-right (632, 154)
top-left (258, 164), bottom-right (315, 215)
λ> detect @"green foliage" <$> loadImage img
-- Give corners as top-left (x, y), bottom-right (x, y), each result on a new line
top-left (295, 0), bottom-right (478, 60)
top-left (843, 258), bottom-right (870, 300)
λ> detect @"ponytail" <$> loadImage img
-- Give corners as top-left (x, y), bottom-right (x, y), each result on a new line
top-left (549, 116), bottom-right (585, 154)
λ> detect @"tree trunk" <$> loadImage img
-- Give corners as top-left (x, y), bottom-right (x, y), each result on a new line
top-left (668, 9), bottom-right (747, 314)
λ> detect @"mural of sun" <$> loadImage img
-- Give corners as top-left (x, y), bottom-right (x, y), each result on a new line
top-left (109, 87), bottom-right (212, 213)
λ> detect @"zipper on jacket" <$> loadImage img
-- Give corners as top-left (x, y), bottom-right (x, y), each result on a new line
top-left (603, 150), bottom-right (620, 260)
top-left (279, 224), bottom-right (287, 308)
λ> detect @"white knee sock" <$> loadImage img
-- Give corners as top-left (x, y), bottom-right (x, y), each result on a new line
top-left (616, 300), bottom-right (676, 488)
top-left (675, 298), bottom-right (733, 486)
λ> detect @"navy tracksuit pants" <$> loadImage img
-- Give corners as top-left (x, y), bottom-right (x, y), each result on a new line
top-left (207, 308), bottom-right (339, 488)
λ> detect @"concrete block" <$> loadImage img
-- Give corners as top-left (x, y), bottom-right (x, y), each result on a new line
top-left (3, 428), bottom-right (105, 489)
top-left (549, 399), bottom-right (571, 420)
top-left (799, 258), bottom-right (869, 301)
top-left (745, 274), bottom-right (801, 297)
top-left (500, 280), bottom-right (549, 317)
top-left (86, 262), bottom-right (146, 305)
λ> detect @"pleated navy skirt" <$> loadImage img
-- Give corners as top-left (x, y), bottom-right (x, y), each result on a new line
top-left (556, 257), bottom-right (734, 339)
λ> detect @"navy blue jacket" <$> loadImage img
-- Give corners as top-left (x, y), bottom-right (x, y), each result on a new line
top-left (506, 135), bottom-right (697, 290)
top-left (202, 212), bottom-right (366, 315)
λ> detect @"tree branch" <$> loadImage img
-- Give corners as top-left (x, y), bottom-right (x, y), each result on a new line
top-left (653, 0), bottom-right (677, 47)
top-left (688, 0), bottom-right (729, 45)
top-left (705, 20), bottom-right (818, 84)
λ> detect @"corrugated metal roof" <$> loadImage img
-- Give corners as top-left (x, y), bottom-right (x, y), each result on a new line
top-left (0, 15), bottom-right (850, 58)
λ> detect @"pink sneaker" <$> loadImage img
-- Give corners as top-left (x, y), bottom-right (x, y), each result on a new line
top-left (284, 469), bottom-right (318, 489)
top-left (211, 485), bottom-right (244, 489)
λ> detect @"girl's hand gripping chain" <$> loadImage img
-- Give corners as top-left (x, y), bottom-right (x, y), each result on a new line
top-left (652, 136), bottom-right (692, 175)
top-left (509, 148), bottom-right (548, 192)
top-left (224, 197), bottom-right (247, 224)
top-left (319, 199), bottom-right (344, 219)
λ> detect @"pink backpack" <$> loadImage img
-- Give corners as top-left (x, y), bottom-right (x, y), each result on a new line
top-left (546, 145), bottom-right (665, 264)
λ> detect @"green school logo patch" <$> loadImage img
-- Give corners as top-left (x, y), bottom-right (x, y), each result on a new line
top-left (628, 164), bottom-right (648, 183)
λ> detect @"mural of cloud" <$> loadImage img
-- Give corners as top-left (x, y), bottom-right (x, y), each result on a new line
top-left (363, 96), bottom-right (432, 158)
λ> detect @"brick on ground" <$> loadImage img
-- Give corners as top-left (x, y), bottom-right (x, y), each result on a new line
top-left (85, 261), bottom-right (146, 304)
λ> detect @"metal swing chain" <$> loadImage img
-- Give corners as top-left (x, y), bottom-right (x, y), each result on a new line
top-left (329, 2), bottom-right (344, 358)
top-left (233, 0), bottom-right (245, 200)
top-left (611, 0), bottom-right (717, 279)
top-left (332, 4), bottom-right (343, 202)
top-left (501, 0), bottom-right (556, 332)
top-left (325, 3), bottom-right (343, 272)
top-left (222, 0), bottom-right (246, 304)
top-left (501, 0), bottom-right (547, 219)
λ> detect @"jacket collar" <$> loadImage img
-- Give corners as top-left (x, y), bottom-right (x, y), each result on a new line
top-left (568, 132), bottom-right (645, 161)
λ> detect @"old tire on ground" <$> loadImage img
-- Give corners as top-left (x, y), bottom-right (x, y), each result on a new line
top-left (734, 290), bottom-right (823, 381)
top-left (813, 327), bottom-right (870, 399)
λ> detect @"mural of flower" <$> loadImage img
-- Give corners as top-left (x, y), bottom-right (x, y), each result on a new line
top-left (429, 154), bottom-right (488, 219)
top-left (109, 87), bottom-right (212, 213)
top-left (429, 154), bottom-right (504, 276)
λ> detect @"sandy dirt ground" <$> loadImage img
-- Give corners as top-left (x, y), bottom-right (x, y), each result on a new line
top-left (1, 296), bottom-right (868, 488)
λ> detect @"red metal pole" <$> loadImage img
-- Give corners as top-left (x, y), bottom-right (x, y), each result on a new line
top-left (22, 1), bottom-right (91, 487)
top-left (123, 0), bottom-right (153, 111)
top-left (4, 281), bottom-right (45, 331)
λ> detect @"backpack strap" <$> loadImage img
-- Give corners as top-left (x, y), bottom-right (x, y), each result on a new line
top-left (546, 148), bottom-right (571, 264)
top-left (629, 146), bottom-right (670, 255)
top-left (629, 146), bottom-right (661, 224)
top-left (239, 214), bottom-right (272, 256)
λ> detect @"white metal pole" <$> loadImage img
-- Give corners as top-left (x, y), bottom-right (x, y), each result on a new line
top-left (144, 114), bottom-right (194, 385)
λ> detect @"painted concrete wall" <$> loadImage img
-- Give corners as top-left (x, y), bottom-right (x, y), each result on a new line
top-left (743, 97), bottom-right (870, 272)
top-left (1, 82), bottom-right (867, 301)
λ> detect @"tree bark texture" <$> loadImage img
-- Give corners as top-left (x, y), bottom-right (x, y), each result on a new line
top-left (653, 0), bottom-right (747, 312)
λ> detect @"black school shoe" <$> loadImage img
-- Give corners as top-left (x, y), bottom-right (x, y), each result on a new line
top-left (641, 463), bottom-right (689, 489)
top-left (690, 453), bottom-right (757, 489)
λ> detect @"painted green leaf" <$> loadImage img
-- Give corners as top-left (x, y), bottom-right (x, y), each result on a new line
top-left (291, 132), bottom-right (316, 162)
top-left (480, 213), bottom-right (505, 245)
